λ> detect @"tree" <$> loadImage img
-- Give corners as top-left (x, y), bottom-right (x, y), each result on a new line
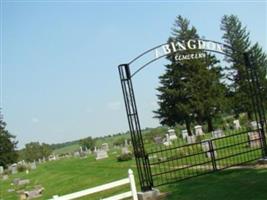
top-left (220, 15), bottom-right (267, 119)
top-left (79, 136), bottom-right (95, 151)
top-left (249, 43), bottom-right (267, 108)
top-left (22, 142), bottom-right (52, 162)
top-left (154, 16), bottom-right (225, 133)
top-left (0, 112), bottom-right (18, 168)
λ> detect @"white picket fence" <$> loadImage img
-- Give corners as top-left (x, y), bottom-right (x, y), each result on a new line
top-left (50, 169), bottom-right (138, 200)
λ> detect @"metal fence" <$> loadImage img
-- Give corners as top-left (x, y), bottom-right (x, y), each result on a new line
top-left (147, 128), bottom-right (264, 187)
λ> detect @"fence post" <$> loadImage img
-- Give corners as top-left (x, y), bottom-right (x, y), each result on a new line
top-left (208, 140), bottom-right (217, 171)
top-left (128, 169), bottom-right (138, 200)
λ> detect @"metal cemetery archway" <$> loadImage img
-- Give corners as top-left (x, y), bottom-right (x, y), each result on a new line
top-left (118, 39), bottom-right (267, 191)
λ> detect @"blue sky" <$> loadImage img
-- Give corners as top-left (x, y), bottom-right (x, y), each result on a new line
top-left (1, 0), bottom-right (266, 148)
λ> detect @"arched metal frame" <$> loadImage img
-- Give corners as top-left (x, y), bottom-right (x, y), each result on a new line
top-left (118, 39), bottom-right (267, 191)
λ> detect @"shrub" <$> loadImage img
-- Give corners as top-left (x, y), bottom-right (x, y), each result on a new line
top-left (117, 153), bottom-right (133, 162)
top-left (17, 164), bottom-right (27, 172)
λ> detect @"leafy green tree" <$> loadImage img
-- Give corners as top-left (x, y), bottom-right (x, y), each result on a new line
top-left (221, 15), bottom-right (267, 119)
top-left (154, 16), bottom-right (225, 133)
top-left (0, 113), bottom-right (18, 168)
top-left (79, 136), bottom-right (95, 151)
top-left (22, 142), bottom-right (52, 162)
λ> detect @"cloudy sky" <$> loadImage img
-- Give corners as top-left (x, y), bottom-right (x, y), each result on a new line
top-left (1, 0), bottom-right (266, 148)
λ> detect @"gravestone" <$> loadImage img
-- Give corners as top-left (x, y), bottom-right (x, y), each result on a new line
top-left (154, 136), bottom-right (162, 144)
top-left (11, 164), bottom-right (17, 174)
top-left (13, 178), bottom-right (21, 185)
top-left (168, 129), bottom-right (178, 141)
top-left (94, 146), bottom-right (98, 155)
top-left (124, 139), bottom-right (129, 147)
top-left (250, 121), bottom-right (261, 130)
top-left (30, 162), bottom-right (37, 170)
top-left (102, 143), bottom-right (109, 151)
top-left (194, 125), bottom-right (204, 136)
top-left (7, 188), bottom-right (15, 193)
top-left (0, 166), bottom-right (3, 175)
top-left (212, 129), bottom-right (225, 138)
top-left (121, 146), bottom-right (130, 154)
top-left (187, 135), bottom-right (196, 144)
top-left (2, 175), bottom-right (8, 180)
top-left (73, 151), bottom-right (80, 157)
top-left (181, 129), bottom-right (188, 139)
top-left (24, 187), bottom-right (44, 199)
top-left (48, 155), bottom-right (57, 161)
top-left (96, 150), bottom-right (108, 160)
top-left (248, 132), bottom-right (261, 148)
top-left (201, 140), bottom-right (217, 158)
top-left (163, 134), bottom-right (172, 146)
top-left (17, 179), bottom-right (30, 186)
top-left (233, 119), bottom-right (241, 129)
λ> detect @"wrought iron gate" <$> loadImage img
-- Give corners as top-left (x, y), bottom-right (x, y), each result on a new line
top-left (118, 41), bottom-right (267, 191)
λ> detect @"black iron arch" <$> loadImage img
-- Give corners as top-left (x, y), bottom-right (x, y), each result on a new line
top-left (118, 39), bottom-right (267, 191)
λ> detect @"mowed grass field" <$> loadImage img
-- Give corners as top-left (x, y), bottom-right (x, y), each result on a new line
top-left (166, 167), bottom-right (267, 200)
top-left (1, 153), bottom-right (267, 200)
top-left (0, 154), bottom-right (137, 200)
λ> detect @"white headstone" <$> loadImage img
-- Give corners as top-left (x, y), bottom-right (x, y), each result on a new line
top-left (181, 129), bottom-right (188, 139)
top-left (94, 146), bottom-right (97, 154)
top-left (154, 136), bottom-right (162, 144)
top-left (187, 135), bottom-right (196, 144)
top-left (233, 119), bottom-right (241, 129)
top-left (121, 147), bottom-right (130, 154)
top-left (212, 129), bottom-right (225, 138)
top-left (102, 143), bottom-right (109, 151)
top-left (0, 166), bottom-right (3, 175)
top-left (96, 150), bottom-right (108, 160)
top-left (168, 129), bottom-right (178, 141)
top-left (194, 125), bottom-right (204, 136)
top-left (73, 152), bottom-right (80, 157)
top-left (124, 139), bottom-right (128, 147)
top-left (11, 164), bottom-right (17, 174)
top-left (250, 121), bottom-right (261, 130)
top-left (30, 162), bottom-right (36, 170)
top-left (163, 134), bottom-right (172, 146)
top-left (201, 140), bottom-right (217, 158)
top-left (248, 132), bottom-right (261, 148)
top-left (49, 155), bottom-right (57, 161)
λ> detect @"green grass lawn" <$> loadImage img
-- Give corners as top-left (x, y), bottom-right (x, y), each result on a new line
top-left (0, 154), bottom-right (137, 200)
top-left (164, 168), bottom-right (267, 200)
top-left (1, 153), bottom-right (267, 200)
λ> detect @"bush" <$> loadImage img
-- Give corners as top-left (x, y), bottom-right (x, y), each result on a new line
top-left (117, 153), bottom-right (133, 162)
top-left (17, 164), bottom-right (27, 172)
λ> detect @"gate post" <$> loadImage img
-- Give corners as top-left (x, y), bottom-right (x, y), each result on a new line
top-left (244, 52), bottom-right (267, 157)
top-left (118, 64), bottom-right (153, 191)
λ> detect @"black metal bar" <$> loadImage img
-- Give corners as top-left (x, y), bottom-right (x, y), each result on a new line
top-left (244, 52), bottom-right (267, 157)
top-left (208, 140), bottom-right (217, 171)
top-left (118, 64), bottom-right (153, 191)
